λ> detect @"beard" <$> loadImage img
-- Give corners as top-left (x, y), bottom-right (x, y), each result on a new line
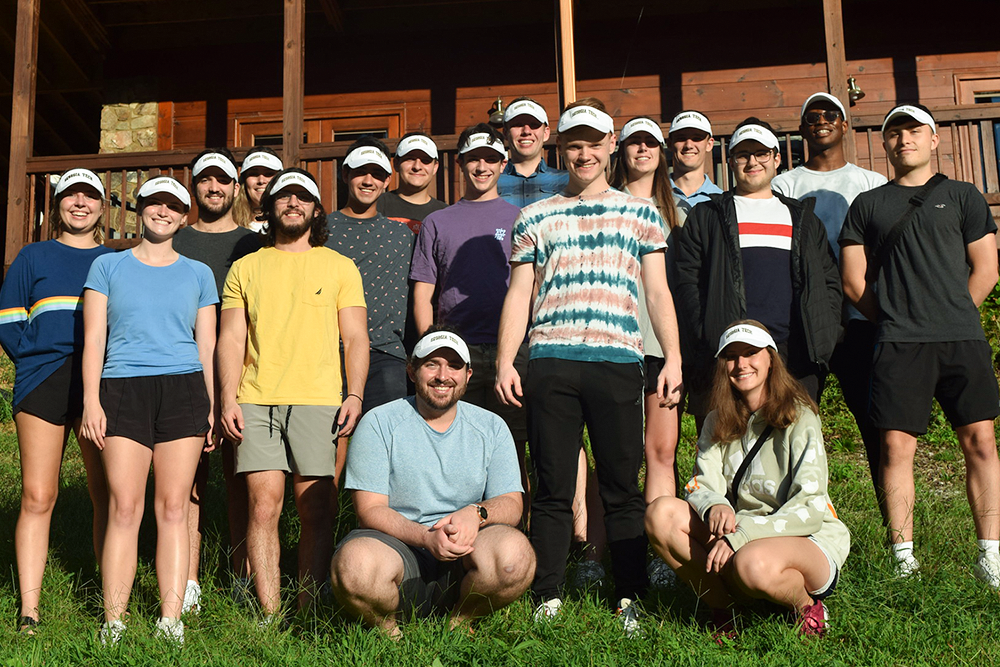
top-left (273, 210), bottom-right (313, 240)
top-left (415, 377), bottom-right (468, 412)
top-left (196, 191), bottom-right (235, 218)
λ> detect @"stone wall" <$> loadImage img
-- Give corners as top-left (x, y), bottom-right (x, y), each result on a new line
top-left (99, 102), bottom-right (158, 153)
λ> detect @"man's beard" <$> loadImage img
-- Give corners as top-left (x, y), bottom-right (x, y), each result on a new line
top-left (416, 378), bottom-right (467, 412)
top-left (196, 191), bottom-right (235, 218)
top-left (273, 210), bottom-right (313, 240)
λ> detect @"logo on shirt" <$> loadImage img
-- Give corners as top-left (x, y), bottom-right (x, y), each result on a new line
top-left (316, 288), bottom-right (323, 295)
top-left (935, 204), bottom-right (947, 209)
top-left (494, 228), bottom-right (507, 241)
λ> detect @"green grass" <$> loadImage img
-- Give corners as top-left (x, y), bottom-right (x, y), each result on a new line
top-left (5, 299), bottom-right (1000, 665)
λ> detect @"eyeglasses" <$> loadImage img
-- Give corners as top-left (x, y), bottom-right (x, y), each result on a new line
top-left (404, 156), bottom-right (436, 165)
top-left (274, 191), bottom-right (316, 204)
top-left (803, 110), bottom-right (842, 125)
top-left (730, 149), bottom-right (775, 165)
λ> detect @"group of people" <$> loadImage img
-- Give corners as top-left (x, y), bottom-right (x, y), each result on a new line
top-left (4, 89), bottom-right (998, 644)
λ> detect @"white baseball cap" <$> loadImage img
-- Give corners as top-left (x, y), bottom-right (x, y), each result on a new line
top-left (557, 105), bottom-right (615, 135)
top-left (619, 118), bottom-right (665, 146)
top-left (458, 132), bottom-right (507, 157)
top-left (800, 92), bottom-right (847, 121)
top-left (503, 99), bottom-right (549, 126)
top-left (395, 135), bottom-right (439, 160)
top-left (268, 170), bottom-right (321, 201)
top-left (412, 330), bottom-right (471, 365)
top-left (343, 146), bottom-right (392, 175)
top-left (668, 111), bottom-right (713, 137)
top-left (241, 151), bottom-right (283, 173)
top-left (882, 104), bottom-right (937, 134)
top-left (716, 323), bottom-right (777, 357)
top-left (137, 176), bottom-right (192, 209)
top-left (192, 152), bottom-right (238, 180)
top-left (729, 124), bottom-right (781, 152)
top-left (54, 168), bottom-right (105, 198)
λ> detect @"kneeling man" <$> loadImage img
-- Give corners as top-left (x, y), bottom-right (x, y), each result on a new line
top-left (331, 327), bottom-right (535, 636)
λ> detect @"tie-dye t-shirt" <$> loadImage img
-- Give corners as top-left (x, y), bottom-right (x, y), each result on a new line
top-left (509, 189), bottom-right (666, 363)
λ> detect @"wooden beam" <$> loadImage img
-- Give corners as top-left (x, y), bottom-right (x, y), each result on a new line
top-left (283, 0), bottom-right (305, 167)
top-left (822, 0), bottom-right (856, 163)
top-left (558, 0), bottom-right (576, 109)
top-left (318, 0), bottom-right (344, 31)
top-left (6, 0), bottom-right (40, 273)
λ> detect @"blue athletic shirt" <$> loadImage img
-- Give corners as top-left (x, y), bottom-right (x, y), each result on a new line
top-left (84, 249), bottom-right (218, 378)
top-left (0, 240), bottom-right (114, 406)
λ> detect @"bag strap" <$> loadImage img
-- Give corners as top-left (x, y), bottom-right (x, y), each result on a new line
top-left (726, 424), bottom-right (774, 507)
top-left (873, 173), bottom-right (947, 274)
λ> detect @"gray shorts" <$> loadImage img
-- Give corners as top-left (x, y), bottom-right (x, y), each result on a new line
top-left (335, 528), bottom-right (466, 618)
top-left (235, 404), bottom-right (339, 476)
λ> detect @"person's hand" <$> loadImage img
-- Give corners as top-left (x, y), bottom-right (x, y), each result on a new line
top-left (203, 411), bottom-right (217, 453)
top-left (705, 536), bottom-right (735, 574)
top-left (220, 402), bottom-right (244, 443)
top-left (706, 504), bottom-right (736, 538)
top-left (80, 400), bottom-right (107, 450)
top-left (494, 363), bottom-right (523, 408)
top-left (427, 507), bottom-right (480, 561)
top-left (337, 394), bottom-right (363, 438)
top-left (656, 356), bottom-right (684, 408)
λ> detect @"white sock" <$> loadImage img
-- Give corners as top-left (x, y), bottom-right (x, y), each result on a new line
top-left (977, 539), bottom-right (999, 556)
top-left (892, 541), bottom-right (915, 560)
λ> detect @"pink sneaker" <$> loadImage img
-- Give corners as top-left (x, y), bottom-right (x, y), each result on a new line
top-left (798, 599), bottom-right (828, 637)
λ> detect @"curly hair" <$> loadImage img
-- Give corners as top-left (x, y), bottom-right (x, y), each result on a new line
top-left (260, 168), bottom-right (328, 247)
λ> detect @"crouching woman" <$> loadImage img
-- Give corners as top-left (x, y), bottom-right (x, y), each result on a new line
top-left (645, 320), bottom-right (849, 637)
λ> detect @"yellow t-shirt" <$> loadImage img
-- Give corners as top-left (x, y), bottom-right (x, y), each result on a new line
top-left (221, 246), bottom-right (366, 405)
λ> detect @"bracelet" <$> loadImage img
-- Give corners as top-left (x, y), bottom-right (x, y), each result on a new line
top-left (346, 393), bottom-right (364, 403)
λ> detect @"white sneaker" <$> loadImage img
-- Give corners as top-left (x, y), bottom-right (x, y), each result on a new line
top-left (533, 598), bottom-right (562, 623)
top-left (154, 617), bottom-right (185, 645)
top-left (182, 580), bottom-right (201, 614)
top-left (647, 558), bottom-right (677, 589)
top-left (894, 554), bottom-right (920, 579)
top-left (974, 552), bottom-right (1000, 589)
top-left (571, 561), bottom-right (606, 589)
top-left (99, 619), bottom-right (126, 646)
top-left (616, 597), bottom-right (644, 638)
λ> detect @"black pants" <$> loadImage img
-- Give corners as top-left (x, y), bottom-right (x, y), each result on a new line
top-left (828, 319), bottom-right (880, 490)
top-left (526, 358), bottom-right (648, 603)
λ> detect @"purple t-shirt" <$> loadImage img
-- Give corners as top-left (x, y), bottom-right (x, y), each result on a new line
top-left (409, 197), bottom-right (520, 344)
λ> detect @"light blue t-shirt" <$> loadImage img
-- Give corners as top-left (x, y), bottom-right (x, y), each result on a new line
top-left (345, 397), bottom-right (523, 526)
top-left (671, 174), bottom-right (722, 216)
top-left (84, 250), bottom-right (218, 378)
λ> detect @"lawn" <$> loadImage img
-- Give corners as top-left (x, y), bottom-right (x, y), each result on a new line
top-left (3, 304), bottom-right (1000, 665)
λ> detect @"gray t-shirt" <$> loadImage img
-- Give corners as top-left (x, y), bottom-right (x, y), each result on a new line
top-left (325, 211), bottom-right (414, 359)
top-left (839, 178), bottom-right (996, 343)
top-left (173, 225), bottom-right (262, 298)
top-left (344, 397), bottom-right (523, 526)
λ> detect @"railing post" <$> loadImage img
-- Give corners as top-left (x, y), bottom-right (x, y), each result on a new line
top-left (283, 0), bottom-right (305, 168)
top-left (5, 0), bottom-right (40, 274)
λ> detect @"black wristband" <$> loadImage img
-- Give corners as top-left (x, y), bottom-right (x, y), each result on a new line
top-left (347, 393), bottom-right (363, 403)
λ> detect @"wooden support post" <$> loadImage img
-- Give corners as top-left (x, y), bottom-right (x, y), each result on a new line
top-left (283, 0), bottom-right (305, 168)
top-left (5, 0), bottom-right (40, 273)
top-left (558, 0), bottom-right (577, 111)
top-left (822, 0), bottom-right (856, 163)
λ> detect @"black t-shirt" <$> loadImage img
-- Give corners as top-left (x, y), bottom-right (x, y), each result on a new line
top-left (839, 178), bottom-right (996, 343)
top-left (376, 191), bottom-right (448, 234)
top-left (173, 225), bottom-right (262, 299)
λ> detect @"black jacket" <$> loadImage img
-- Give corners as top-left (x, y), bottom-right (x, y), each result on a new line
top-left (672, 190), bottom-right (842, 381)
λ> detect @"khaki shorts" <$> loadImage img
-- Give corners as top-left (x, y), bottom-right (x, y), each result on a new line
top-left (235, 404), bottom-right (339, 476)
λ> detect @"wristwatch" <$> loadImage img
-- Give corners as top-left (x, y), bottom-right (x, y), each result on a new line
top-left (471, 503), bottom-right (488, 526)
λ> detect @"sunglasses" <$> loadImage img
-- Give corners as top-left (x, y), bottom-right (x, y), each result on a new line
top-left (803, 110), bottom-right (842, 125)
top-left (403, 156), bottom-right (436, 165)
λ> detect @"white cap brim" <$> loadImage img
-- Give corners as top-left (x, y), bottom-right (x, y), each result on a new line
top-left (396, 135), bottom-right (439, 160)
top-left (241, 151), bottom-right (283, 173)
top-left (557, 106), bottom-right (615, 135)
top-left (668, 111), bottom-right (713, 137)
top-left (619, 118), bottom-right (665, 146)
top-left (458, 132), bottom-right (507, 157)
top-left (882, 105), bottom-right (936, 134)
top-left (268, 171), bottom-right (321, 201)
top-left (412, 330), bottom-right (471, 365)
top-left (192, 153), bottom-right (238, 180)
top-left (729, 124), bottom-right (781, 152)
top-left (137, 176), bottom-right (191, 208)
top-left (800, 92), bottom-right (847, 121)
top-left (503, 100), bottom-right (548, 126)
top-left (343, 147), bottom-right (392, 175)
top-left (716, 323), bottom-right (777, 357)
top-left (54, 168), bottom-right (105, 198)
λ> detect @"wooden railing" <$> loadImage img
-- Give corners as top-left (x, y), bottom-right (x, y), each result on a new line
top-left (14, 104), bottom-right (1000, 256)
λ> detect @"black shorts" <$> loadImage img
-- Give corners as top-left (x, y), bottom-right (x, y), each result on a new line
top-left (643, 356), bottom-right (663, 395)
top-left (870, 340), bottom-right (1000, 434)
top-left (101, 372), bottom-right (211, 449)
top-left (14, 356), bottom-right (83, 425)
top-left (335, 528), bottom-right (467, 619)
